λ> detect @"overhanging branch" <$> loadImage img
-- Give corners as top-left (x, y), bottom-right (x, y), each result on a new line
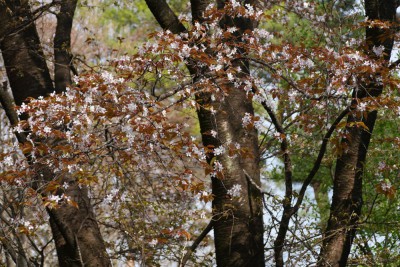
top-left (145, 0), bottom-right (186, 34)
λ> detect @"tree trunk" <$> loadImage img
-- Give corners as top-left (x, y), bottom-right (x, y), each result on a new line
top-left (205, 2), bottom-right (264, 266)
top-left (205, 84), bottom-right (264, 267)
top-left (0, 2), bottom-right (53, 106)
top-left (318, 1), bottom-right (396, 266)
top-left (47, 178), bottom-right (110, 267)
top-left (0, 2), bottom-right (111, 266)
top-left (54, 0), bottom-right (78, 93)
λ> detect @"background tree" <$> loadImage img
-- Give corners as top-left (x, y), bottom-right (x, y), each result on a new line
top-left (319, 1), bottom-right (397, 266)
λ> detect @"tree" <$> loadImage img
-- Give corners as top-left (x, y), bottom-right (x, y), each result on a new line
top-left (0, 1), bottom-right (110, 266)
top-left (318, 1), bottom-right (397, 266)
top-left (145, 1), bottom-right (265, 266)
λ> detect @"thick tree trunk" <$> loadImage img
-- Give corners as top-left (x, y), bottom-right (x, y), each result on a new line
top-left (318, 122), bottom-right (364, 267)
top-left (192, 1), bottom-right (264, 265)
top-left (193, 76), bottom-right (264, 267)
top-left (318, 1), bottom-right (396, 266)
top-left (0, 3), bottom-right (53, 106)
top-left (0, 2), bottom-right (111, 266)
top-left (207, 4), bottom-right (264, 266)
top-left (47, 178), bottom-right (110, 267)
top-left (204, 83), bottom-right (264, 267)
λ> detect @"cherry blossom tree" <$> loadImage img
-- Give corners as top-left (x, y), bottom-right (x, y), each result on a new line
top-left (1, 0), bottom-right (400, 266)
top-left (0, 1), bottom-right (110, 266)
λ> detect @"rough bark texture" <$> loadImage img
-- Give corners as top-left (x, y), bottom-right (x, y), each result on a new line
top-left (0, 2), bottom-right (53, 106)
top-left (47, 177), bottom-right (110, 267)
top-left (195, 1), bottom-right (264, 266)
top-left (208, 84), bottom-right (264, 267)
top-left (318, 1), bottom-right (396, 266)
top-left (0, 2), bottom-right (111, 266)
top-left (146, 1), bottom-right (265, 266)
top-left (195, 2), bottom-right (264, 265)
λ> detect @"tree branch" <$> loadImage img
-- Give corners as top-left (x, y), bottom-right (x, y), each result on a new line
top-left (0, 82), bottom-right (27, 143)
top-left (260, 93), bottom-right (351, 265)
top-left (260, 100), bottom-right (292, 206)
top-left (0, 227), bottom-right (17, 264)
top-left (179, 219), bottom-right (214, 267)
top-left (260, 100), bottom-right (293, 267)
top-left (389, 57), bottom-right (400, 70)
top-left (292, 106), bottom-right (350, 213)
top-left (145, 0), bottom-right (186, 34)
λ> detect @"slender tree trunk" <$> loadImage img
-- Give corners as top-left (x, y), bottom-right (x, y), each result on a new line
top-left (54, 0), bottom-right (77, 93)
top-left (318, 1), bottom-right (396, 266)
top-left (0, 2), bottom-right (111, 266)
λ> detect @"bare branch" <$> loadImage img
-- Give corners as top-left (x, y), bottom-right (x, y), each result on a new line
top-left (145, 0), bottom-right (186, 34)
top-left (260, 100), bottom-right (294, 267)
top-left (292, 106), bottom-right (350, 213)
top-left (389, 57), bottom-right (400, 70)
top-left (179, 220), bottom-right (214, 267)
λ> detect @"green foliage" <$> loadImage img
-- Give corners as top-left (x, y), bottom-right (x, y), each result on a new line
top-left (101, 1), bottom-right (153, 31)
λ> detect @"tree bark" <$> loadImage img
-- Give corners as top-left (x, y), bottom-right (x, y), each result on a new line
top-left (194, 2), bottom-right (264, 265)
top-left (145, 0), bottom-right (186, 33)
top-left (0, 2), bottom-right (53, 106)
top-left (47, 177), bottom-right (110, 267)
top-left (207, 81), bottom-right (264, 267)
top-left (318, 1), bottom-right (396, 266)
top-left (0, 2), bottom-right (111, 266)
